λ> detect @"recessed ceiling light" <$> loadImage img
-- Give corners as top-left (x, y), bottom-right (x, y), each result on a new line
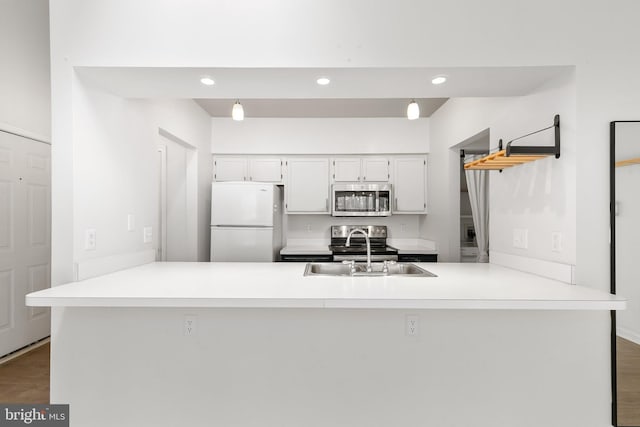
top-left (431, 75), bottom-right (447, 85)
top-left (316, 77), bottom-right (331, 86)
top-left (200, 77), bottom-right (215, 86)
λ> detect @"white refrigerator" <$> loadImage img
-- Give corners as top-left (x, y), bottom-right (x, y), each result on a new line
top-left (210, 182), bottom-right (283, 262)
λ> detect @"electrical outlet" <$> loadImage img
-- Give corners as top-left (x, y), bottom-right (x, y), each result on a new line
top-left (127, 214), bottom-right (135, 231)
top-left (406, 315), bottom-right (419, 336)
top-left (184, 315), bottom-right (197, 336)
top-left (551, 232), bottom-right (562, 252)
top-left (401, 223), bottom-right (406, 233)
top-left (513, 228), bottom-right (528, 249)
top-left (143, 226), bottom-right (152, 243)
top-left (84, 229), bottom-right (96, 250)
top-left (305, 224), bottom-right (312, 233)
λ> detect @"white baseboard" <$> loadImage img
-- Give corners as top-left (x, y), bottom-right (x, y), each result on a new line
top-left (74, 249), bottom-right (156, 281)
top-left (617, 327), bottom-right (640, 346)
top-left (490, 251), bottom-right (575, 284)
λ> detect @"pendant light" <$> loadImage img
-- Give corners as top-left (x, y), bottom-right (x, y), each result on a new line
top-left (232, 100), bottom-right (244, 121)
top-left (407, 100), bottom-right (419, 120)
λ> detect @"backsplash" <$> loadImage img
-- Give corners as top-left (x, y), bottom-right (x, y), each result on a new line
top-left (286, 215), bottom-right (420, 241)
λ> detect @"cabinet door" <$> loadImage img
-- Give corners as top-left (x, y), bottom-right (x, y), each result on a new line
top-left (286, 158), bottom-right (330, 213)
top-left (393, 157), bottom-right (427, 213)
top-left (214, 157), bottom-right (246, 181)
top-left (362, 157), bottom-right (390, 182)
top-left (248, 158), bottom-right (282, 183)
top-left (332, 158), bottom-right (361, 182)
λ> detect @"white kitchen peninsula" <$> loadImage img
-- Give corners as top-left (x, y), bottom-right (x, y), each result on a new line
top-left (28, 263), bottom-right (624, 427)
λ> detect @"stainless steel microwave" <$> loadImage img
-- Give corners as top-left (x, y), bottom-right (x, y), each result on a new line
top-left (332, 183), bottom-right (392, 217)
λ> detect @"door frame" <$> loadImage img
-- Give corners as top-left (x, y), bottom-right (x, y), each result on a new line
top-left (158, 128), bottom-right (198, 261)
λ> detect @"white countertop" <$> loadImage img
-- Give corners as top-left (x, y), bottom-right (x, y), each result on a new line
top-left (280, 246), bottom-right (332, 255)
top-left (388, 238), bottom-right (438, 255)
top-left (26, 262), bottom-right (625, 310)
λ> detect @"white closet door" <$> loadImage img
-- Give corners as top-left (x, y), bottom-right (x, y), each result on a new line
top-left (0, 131), bottom-right (51, 357)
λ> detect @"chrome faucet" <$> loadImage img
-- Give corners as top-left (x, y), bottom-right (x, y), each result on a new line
top-left (345, 228), bottom-right (372, 272)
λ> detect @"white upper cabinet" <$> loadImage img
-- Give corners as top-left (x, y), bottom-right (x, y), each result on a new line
top-left (248, 158), bottom-right (282, 183)
top-left (214, 157), bottom-right (246, 181)
top-left (286, 158), bottom-right (330, 214)
top-left (362, 157), bottom-right (390, 182)
top-left (331, 157), bottom-right (390, 182)
top-left (214, 156), bottom-right (283, 183)
top-left (392, 156), bottom-right (427, 214)
top-left (333, 158), bottom-right (361, 182)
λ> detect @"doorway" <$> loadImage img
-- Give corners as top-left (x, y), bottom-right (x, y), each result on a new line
top-left (0, 130), bottom-right (51, 357)
top-left (457, 129), bottom-right (490, 263)
top-left (157, 129), bottom-right (198, 262)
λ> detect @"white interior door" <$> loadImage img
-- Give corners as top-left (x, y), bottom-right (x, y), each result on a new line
top-left (0, 131), bottom-right (51, 357)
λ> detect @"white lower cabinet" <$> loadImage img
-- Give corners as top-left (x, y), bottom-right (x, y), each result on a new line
top-left (285, 158), bottom-right (330, 214)
top-left (393, 156), bottom-right (427, 213)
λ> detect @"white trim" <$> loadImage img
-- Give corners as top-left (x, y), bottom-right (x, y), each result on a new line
top-left (74, 249), bottom-right (156, 281)
top-left (0, 122), bottom-right (51, 144)
top-left (490, 251), bottom-right (575, 284)
top-left (617, 327), bottom-right (640, 346)
top-left (157, 145), bottom-right (167, 261)
top-left (0, 337), bottom-right (50, 365)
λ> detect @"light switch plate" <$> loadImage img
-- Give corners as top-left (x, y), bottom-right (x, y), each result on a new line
top-left (84, 229), bottom-right (96, 251)
top-left (513, 228), bottom-right (528, 249)
top-left (551, 232), bottom-right (562, 252)
top-left (143, 226), bottom-right (153, 244)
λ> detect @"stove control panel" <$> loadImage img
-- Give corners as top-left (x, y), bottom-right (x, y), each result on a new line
top-left (331, 225), bottom-right (387, 238)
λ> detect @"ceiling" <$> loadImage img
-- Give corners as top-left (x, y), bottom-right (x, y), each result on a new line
top-left (75, 66), bottom-right (572, 118)
top-left (195, 98), bottom-right (447, 118)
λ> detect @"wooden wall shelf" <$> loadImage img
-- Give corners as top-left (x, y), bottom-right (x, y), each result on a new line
top-left (615, 157), bottom-right (640, 168)
top-left (464, 115), bottom-right (560, 171)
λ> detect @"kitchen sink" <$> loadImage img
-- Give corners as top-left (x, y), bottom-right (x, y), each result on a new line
top-left (303, 262), bottom-right (437, 277)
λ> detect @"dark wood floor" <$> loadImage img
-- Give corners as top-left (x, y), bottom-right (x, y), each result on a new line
top-left (618, 336), bottom-right (640, 426)
top-left (0, 343), bottom-right (49, 404)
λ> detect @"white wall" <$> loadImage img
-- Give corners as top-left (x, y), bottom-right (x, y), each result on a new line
top-left (212, 118), bottom-right (429, 154)
top-left (212, 117), bottom-right (429, 244)
top-left (0, 0), bottom-right (51, 141)
top-left (51, 307), bottom-right (611, 427)
top-left (423, 97), bottom-right (513, 261)
top-left (424, 71), bottom-right (576, 264)
top-left (72, 77), bottom-right (212, 270)
top-left (49, 0), bottom-right (640, 290)
top-left (287, 215), bottom-right (420, 243)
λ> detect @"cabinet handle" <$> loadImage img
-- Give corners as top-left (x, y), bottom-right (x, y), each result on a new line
top-left (363, 176), bottom-right (366, 181)
top-left (250, 176), bottom-right (252, 181)
top-left (395, 198), bottom-right (398, 211)
top-left (326, 198), bottom-right (329, 211)
top-left (243, 176), bottom-right (246, 181)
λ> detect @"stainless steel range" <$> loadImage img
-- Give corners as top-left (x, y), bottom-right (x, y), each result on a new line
top-left (329, 225), bottom-right (398, 262)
